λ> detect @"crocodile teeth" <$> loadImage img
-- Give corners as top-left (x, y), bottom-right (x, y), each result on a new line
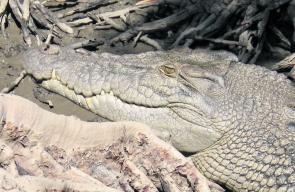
top-left (101, 90), bottom-right (105, 95)
top-left (109, 91), bottom-right (114, 96)
top-left (51, 69), bottom-right (61, 81)
top-left (51, 69), bottom-right (57, 80)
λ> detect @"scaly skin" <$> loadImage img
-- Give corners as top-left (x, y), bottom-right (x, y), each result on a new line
top-left (22, 46), bottom-right (295, 191)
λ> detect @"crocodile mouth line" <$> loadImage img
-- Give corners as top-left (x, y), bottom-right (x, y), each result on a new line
top-left (38, 69), bottom-right (186, 109)
top-left (34, 69), bottom-right (204, 125)
top-left (36, 69), bottom-right (166, 110)
top-left (41, 77), bottom-right (196, 110)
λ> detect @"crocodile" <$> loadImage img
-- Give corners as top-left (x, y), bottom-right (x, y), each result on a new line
top-left (22, 45), bottom-right (295, 191)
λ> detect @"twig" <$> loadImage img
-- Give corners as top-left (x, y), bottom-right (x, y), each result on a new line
top-left (271, 26), bottom-right (291, 50)
top-left (272, 52), bottom-right (295, 70)
top-left (222, 24), bottom-right (250, 39)
top-left (183, 39), bottom-right (194, 47)
top-left (1, 14), bottom-right (7, 37)
top-left (28, 16), bottom-right (48, 41)
top-left (265, 42), bottom-right (290, 60)
top-left (136, 0), bottom-right (158, 6)
top-left (1, 70), bottom-right (27, 93)
top-left (112, 4), bottom-right (199, 43)
top-left (57, 0), bottom-right (118, 19)
top-left (102, 16), bottom-right (126, 31)
top-left (67, 38), bottom-right (104, 49)
top-left (139, 35), bottom-right (163, 50)
top-left (266, 0), bottom-right (291, 9)
top-left (94, 24), bottom-right (112, 30)
top-left (0, 0), bottom-right (8, 15)
top-left (199, 0), bottom-right (246, 37)
top-left (95, 3), bottom-right (154, 22)
top-left (9, 0), bottom-right (31, 45)
top-left (23, 0), bottom-right (30, 20)
top-left (43, 0), bottom-right (78, 8)
top-left (68, 17), bottom-right (93, 26)
top-left (194, 36), bottom-right (243, 46)
top-left (133, 31), bottom-right (143, 47)
top-left (30, 7), bottom-right (52, 29)
top-left (247, 9), bottom-right (269, 63)
top-left (172, 14), bottom-right (216, 47)
top-left (17, 0), bottom-right (30, 21)
top-left (45, 29), bottom-right (54, 45)
top-left (33, 1), bottom-right (74, 34)
top-left (36, 34), bottom-right (42, 46)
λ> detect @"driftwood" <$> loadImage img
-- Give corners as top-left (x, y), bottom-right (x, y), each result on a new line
top-left (0, 94), bottom-right (223, 192)
top-left (0, 0), bottom-right (74, 45)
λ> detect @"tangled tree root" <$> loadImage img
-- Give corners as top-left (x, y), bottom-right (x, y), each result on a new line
top-left (1, 0), bottom-right (294, 62)
top-left (109, 0), bottom-right (295, 63)
top-left (0, 0), bottom-right (158, 47)
top-left (0, 94), bottom-right (223, 192)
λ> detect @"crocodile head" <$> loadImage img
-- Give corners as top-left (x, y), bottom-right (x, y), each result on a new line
top-left (21, 46), bottom-right (252, 153)
top-left (22, 46), bottom-right (241, 152)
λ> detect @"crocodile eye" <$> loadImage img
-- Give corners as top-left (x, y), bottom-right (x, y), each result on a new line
top-left (159, 64), bottom-right (177, 77)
